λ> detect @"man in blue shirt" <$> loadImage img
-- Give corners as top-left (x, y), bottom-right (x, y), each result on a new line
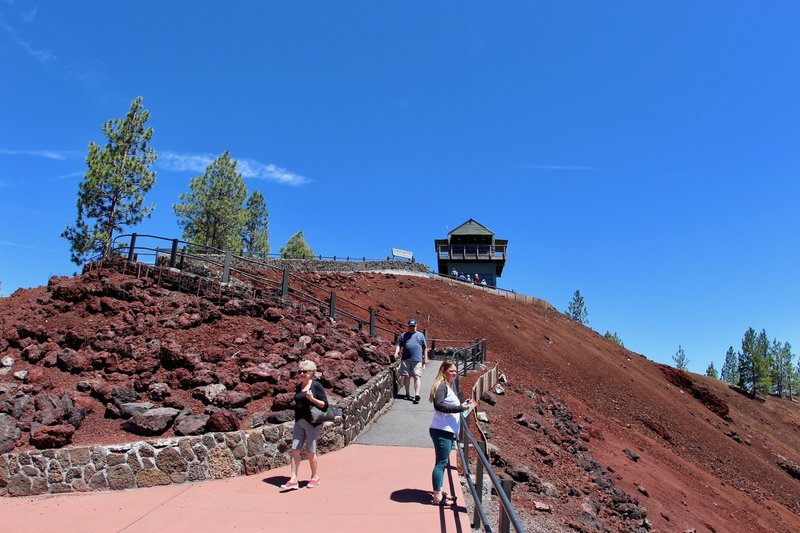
top-left (394, 319), bottom-right (428, 404)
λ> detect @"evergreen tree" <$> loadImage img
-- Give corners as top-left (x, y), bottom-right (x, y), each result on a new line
top-left (240, 191), bottom-right (270, 257)
top-left (754, 329), bottom-right (773, 395)
top-left (705, 362), bottom-right (719, 379)
top-left (173, 151), bottom-right (247, 251)
top-left (62, 96), bottom-right (157, 263)
top-left (772, 341), bottom-right (795, 398)
top-left (721, 346), bottom-right (738, 384)
top-left (604, 331), bottom-right (624, 347)
top-left (738, 327), bottom-right (772, 396)
top-left (738, 327), bottom-right (757, 391)
top-left (672, 345), bottom-right (689, 371)
top-left (280, 231), bottom-right (314, 259)
top-left (566, 290), bottom-right (588, 324)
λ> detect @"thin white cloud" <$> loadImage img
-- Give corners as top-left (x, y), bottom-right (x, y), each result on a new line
top-left (0, 202), bottom-right (65, 220)
top-left (525, 164), bottom-right (601, 172)
top-left (0, 148), bottom-right (81, 160)
top-left (238, 159), bottom-right (310, 186)
top-left (0, 16), bottom-right (54, 63)
top-left (55, 170), bottom-right (85, 181)
top-left (158, 152), bottom-right (214, 173)
top-left (22, 7), bottom-right (36, 24)
top-left (0, 240), bottom-right (58, 252)
top-left (160, 151), bottom-right (310, 186)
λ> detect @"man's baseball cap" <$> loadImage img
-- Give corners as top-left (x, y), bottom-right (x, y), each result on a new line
top-left (408, 319), bottom-right (417, 326)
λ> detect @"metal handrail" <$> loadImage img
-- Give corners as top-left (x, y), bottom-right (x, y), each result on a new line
top-left (108, 233), bottom-right (405, 337)
top-left (456, 413), bottom-right (525, 533)
top-left (444, 339), bottom-right (523, 532)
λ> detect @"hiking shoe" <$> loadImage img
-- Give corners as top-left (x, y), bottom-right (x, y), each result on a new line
top-left (280, 480), bottom-right (299, 490)
top-left (405, 394), bottom-right (412, 401)
top-left (306, 477), bottom-right (320, 489)
top-left (413, 395), bottom-right (420, 404)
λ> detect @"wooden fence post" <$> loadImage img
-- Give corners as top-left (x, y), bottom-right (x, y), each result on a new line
top-left (281, 267), bottom-right (290, 298)
top-left (473, 440), bottom-right (486, 528)
top-left (369, 307), bottom-right (376, 337)
top-left (169, 239), bottom-right (179, 268)
top-left (222, 251), bottom-right (232, 283)
top-left (127, 233), bottom-right (137, 262)
top-left (329, 291), bottom-right (336, 320)
top-left (499, 478), bottom-right (514, 533)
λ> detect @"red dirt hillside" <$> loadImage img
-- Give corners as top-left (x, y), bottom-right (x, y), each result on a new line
top-left (1, 267), bottom-right (799, 532)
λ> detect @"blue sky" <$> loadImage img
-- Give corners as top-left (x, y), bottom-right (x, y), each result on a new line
top-left (1, 1), bottom-right (799, 375)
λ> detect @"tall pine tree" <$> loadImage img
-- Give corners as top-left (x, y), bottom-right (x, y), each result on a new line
top-left (705, 362), bottom-right (719, 379)
top-left (62, 97), bottom-right (157, 263)
top-left (240, 191), bottom-right (270, 257)
top-left (754, 329), bottom-right (772, 395)
top-left (721, 346), bottom-right (738, 384)
top-left (772, 340), bottom-right (795, 398)
top-left (173, 151), bottom-right (247, 251)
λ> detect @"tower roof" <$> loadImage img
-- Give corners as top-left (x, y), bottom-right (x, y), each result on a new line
top-left (449, 218), bottom-right (494, 236)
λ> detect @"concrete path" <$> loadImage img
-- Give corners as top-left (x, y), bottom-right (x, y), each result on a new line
top-left (0, 361), bottom-right (472, 532)
top-left (356, 360), bottom-right (442, 447)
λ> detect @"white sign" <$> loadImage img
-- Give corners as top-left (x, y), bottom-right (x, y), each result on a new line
top-left (391, 248), bottom-right (414, 260)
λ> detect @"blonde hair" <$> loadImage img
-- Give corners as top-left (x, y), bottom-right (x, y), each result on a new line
top-left (428, 360), bottom-right (457, 403)
top-left (299, 360), bottom-right (317, 373)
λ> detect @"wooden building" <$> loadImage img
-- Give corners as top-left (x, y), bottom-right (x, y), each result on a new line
top-left (434, 219), bottom-right (507, 286)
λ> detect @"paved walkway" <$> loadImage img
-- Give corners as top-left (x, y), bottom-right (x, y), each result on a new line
top-left (0, 362), bottom-right (472, 532)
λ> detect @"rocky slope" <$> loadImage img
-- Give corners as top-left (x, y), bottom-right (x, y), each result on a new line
top-left (1, 264), bottom-right (799, 532)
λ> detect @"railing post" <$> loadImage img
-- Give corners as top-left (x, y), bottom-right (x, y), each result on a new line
top-left (473, 440), bottom-right (486, 528)
top-left (178, 248), bottom-right (185, 270)
top-left (222, 250), bottom-right (232, 283)
top-left (281, 267), bottom-right (290, 298)
top-left (127, 233), bottom-right (137, 262)
top-left (499, 478), bottom-right (514, 533)
top-left (169, 239), bottom-right (179, 268)
top-left (369, 307), bottom-right (376, 337)
top-left (329, 291), bottom-right (336, 320)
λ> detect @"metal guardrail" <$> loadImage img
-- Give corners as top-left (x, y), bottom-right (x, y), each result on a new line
top-left (440, 339), bottom-right (524, 533)
top-left (106, 233), bottom-right (406, 338)
top-left (456, 416), bottom-right (525, 533)
top-left (436, 244), bottom-right (507, 260)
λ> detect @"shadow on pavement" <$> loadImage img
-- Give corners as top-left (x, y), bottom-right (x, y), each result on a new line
top-left (390, 487), bottom-right (433, 504)
top-left (262, 475), bottom-right (291, 488)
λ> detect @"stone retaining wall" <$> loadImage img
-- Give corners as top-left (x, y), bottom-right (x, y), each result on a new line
top-left (236, 257), bottom-right (429, 274)
top-left (0, 364), bottom-right (397, 497)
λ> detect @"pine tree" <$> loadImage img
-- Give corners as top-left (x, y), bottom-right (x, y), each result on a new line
top-left (705, 362), bottom-right (719, 379)
top-left (721, 346), bottom-right (738, 384)
top-left (173, 151), bottom-right (247, 251)
top-left (772, 341), bottom-right (795, 398)
top-left (672, 345), bottom-right (689, 371)
top-left (62, 96), bottom-right (157, 263)
top-left (240, 191), bottom-right (270, 257)
top-left (604, 331), bottom-right (623, 346)
top-left (738, 328), bottom-right (757, 392)
top-left (566, 290), bottom-right (588, 325)
top-left (280, 231), bottom-right (314, 259)
top-left (754, 329), bottom-right (772, 395)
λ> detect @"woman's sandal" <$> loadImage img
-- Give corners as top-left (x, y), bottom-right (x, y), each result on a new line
top-left (431, 491), bottom-right (454, 505)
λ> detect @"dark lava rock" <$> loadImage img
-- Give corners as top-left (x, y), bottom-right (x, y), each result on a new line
top-left (29, 424), bottom-right (75, 449)
top-left (121, 407), bottom-right (180, 436)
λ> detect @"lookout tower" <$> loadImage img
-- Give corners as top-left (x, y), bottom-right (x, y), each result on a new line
top-left (434, 219), bottom-right (507, 286)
